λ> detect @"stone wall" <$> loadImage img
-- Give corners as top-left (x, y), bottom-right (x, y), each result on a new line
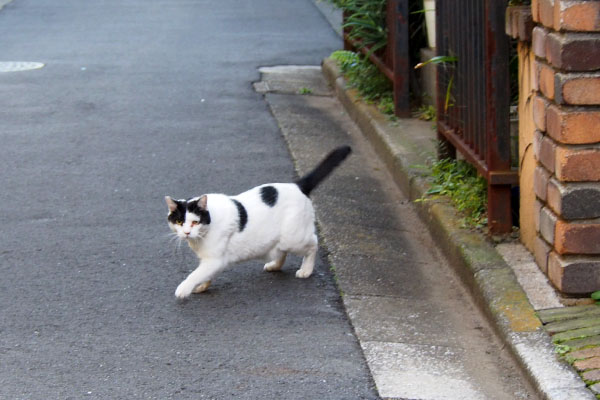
top-left (530, 0), bottom-right (600, 294)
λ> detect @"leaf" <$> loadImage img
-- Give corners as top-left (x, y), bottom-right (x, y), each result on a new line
top-left (414, 55), bottom-right (458, 70)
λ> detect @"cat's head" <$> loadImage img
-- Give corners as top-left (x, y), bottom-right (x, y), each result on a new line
top-left (165, 195), bottom-right (211, 240)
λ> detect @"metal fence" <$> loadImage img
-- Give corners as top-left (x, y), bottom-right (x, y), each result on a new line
top-left (436, 0), bottom-right (517, 233)
top-left (343, 0), bottom-right (411, 117)
top-left (343, 0), bottom-right (516, 233)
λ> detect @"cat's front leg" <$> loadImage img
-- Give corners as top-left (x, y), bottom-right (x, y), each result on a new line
top-left (175, 259), bottom-right (223, 299)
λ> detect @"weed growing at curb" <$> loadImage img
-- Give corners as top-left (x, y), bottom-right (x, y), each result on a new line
top-left (414, 104), bottom-right (436, 121)
top-left (330, 50), bottom-right (395, 118)
top-left (416, 158), bottom-right (488, 228)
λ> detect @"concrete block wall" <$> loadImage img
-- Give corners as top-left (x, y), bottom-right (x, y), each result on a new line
top-left (531, 0), bottom-right (600, 294)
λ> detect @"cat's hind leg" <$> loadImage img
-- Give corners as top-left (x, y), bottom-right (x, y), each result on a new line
top-left (264, 250), bottom-right (287, 272)
top-left (296, 234), bottom-right (317, 278)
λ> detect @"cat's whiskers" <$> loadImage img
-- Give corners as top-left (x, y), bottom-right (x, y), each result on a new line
top-left (164, 232), bottom-right (184, 254)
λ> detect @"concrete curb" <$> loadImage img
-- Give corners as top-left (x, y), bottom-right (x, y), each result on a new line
top-left (322, 57), bottom-right (594, 400)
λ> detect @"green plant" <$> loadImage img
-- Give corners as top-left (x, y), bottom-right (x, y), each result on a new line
top-left (415, 55), bottom-right (457, 112)
top-left (298, 87), bottom-right (313, 95)
top-left (414, 104), bottom-right (436, 121)
top-left (418, 158), bottom-right (488, 228)
top-left (555, 344), bottom-right (572, 356)
top-left (377, 94), bottom-right (395, 115)
top-left (330, 50), bottom-right (395, 116)
top-left (330, 0), bottom-right (388, 56)
top-left (414, 55), bottom-right (458, 69)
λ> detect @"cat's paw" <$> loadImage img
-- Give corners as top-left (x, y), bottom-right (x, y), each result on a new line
top-left (295, 269), bottom-right (313, 279)
top-left (192, 280), bottom-right (211, 293)
top-left (263, 261), bottom-right (282, 272)
top-left (175, 281), bottom-right (194, 299)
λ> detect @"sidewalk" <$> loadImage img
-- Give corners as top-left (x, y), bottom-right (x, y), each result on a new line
top-left (320, 58), bottom-right (595, 399)
top-left (258, 66), bottom-right (541, 399)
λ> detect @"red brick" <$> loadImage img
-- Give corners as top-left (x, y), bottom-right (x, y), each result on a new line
top-left (533, 26), bottom-right (549, 59)
top-left (574, 357), bottom-right (600, 371)
top-left (547, 178), bottom-right (562, 215)
top-left (555, 220), bottom-right (600, 254)
top-left (534, 130), bottom-right (543, 159)
top-left (547, 179), bottom-right (600, 219)
top-left (532, 0), bottom-right (541, 23)
top-left (554, 0), bottom-right (600, 32)
top-left (507, 6), bottom-right (532, 40)
top-left (534, 198), bottom-right (544, 232)
top-left (534, 234), bottom-right (552, 273)
top-left (517, 7), bottom-right (535, 41)
top-left (556, 146), bottom-right (600, 181)
top-left (546, 31), bottom-right (600, 71)
top-left (570, 347), bottom-right (600, 361)
top-left (539, 206), bottom-right (558, 244)
top-left (533, 95), bottom-right (549, 132)
top-left (534, 165), bottom-right (551, 200)
top-left (548, 251), bottom-right (600, 294)
top-left (555, 73), bottom-right (600, 105)
top-left (583, 369), bottom-right (600, 382)
top-left (546, 104), bottom-right (600, 144)
top-left (540, 0), bottom-right (556, 29)
top-left (538, 62), bottom-right (556, 100)
top-left (537, 134), bottom-right (557, 172)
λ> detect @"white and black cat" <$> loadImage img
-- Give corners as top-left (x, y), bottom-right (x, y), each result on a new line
top-left (165, 145), bottom-right (351, 299)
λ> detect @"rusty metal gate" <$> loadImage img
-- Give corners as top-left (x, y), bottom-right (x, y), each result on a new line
top-left (436, 0), bottom-right (517, 233)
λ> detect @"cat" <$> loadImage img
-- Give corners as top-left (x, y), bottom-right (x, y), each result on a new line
top-left (165, 145), bottom-right (351, 299)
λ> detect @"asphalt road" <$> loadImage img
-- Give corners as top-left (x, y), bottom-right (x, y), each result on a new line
top-left (0, 0), bottom-right (378, 398)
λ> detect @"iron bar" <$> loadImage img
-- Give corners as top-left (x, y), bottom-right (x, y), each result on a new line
top-left (436, 0), bottom-right (515, 233)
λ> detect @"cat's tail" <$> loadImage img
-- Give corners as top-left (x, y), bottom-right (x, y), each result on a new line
top-left (295, 145), bottom-right (352, 196)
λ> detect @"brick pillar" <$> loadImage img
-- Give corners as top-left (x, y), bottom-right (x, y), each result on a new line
top-left (531, 0), bottom-right (600, 294)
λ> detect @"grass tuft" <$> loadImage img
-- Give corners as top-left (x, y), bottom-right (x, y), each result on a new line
top-left (417, 158), bottom-right (488, 228)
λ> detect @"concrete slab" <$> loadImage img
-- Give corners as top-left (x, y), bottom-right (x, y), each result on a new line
top-left (257, 66), bottom-right (332, 96)
top-left (329, 252), bottom-right (432, 299)
top-left (344, 295), bottom-right (461, 346)
top-left (361, 341), bottom-right (486, 400)
top-left (496, 243), bottom-right (563, 310)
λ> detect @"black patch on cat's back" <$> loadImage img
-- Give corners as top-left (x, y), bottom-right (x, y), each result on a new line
top-left (260, 186), bottom-right (278, 207)
top-left (231, 199), bottom-right (248, 232)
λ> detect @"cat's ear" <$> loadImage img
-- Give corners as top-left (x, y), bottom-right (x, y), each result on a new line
top-left (165, 196), bottom-right (178, 212)
top-left (199, 195), bottom-right (208, 210)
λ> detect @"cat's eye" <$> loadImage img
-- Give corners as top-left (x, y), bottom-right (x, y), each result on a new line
top-left (191, 221), bottom-right (199, 226)
top-left (175, 220), bottom-right (183, 225)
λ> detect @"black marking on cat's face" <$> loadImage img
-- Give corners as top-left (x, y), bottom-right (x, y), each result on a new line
top-left (186, 199), bottom-right (211, 225)
top-left (260, 186), bottom-right (278, 207)
top-left (167, 199), bottom-right (187, 225)
top-left (167, 198), bottom-right (210, 225)
top-left (231, 199), bottom-right (248, 232)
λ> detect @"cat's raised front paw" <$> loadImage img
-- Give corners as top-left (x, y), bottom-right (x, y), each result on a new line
top-left (175, 281), bottom-right (194, 299)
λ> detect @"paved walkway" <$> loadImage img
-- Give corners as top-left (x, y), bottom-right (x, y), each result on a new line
top-left (257, 66), bottom-right (538, 399)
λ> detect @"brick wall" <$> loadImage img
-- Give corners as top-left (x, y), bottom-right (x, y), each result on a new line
top-left (530, 0), bottom-right (600, 294)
